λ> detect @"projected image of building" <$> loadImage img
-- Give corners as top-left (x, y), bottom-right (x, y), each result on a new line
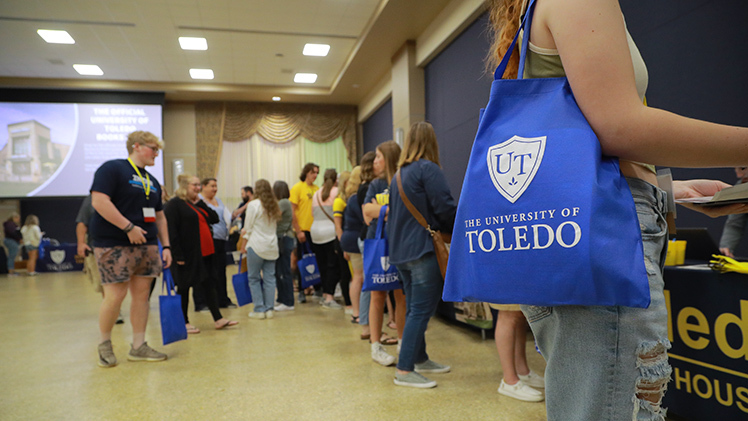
top-left (0, 120), bottom-right (69, 183)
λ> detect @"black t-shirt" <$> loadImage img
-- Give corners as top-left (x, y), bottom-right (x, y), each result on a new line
top-left (89, 159), bottom-right (163, 247)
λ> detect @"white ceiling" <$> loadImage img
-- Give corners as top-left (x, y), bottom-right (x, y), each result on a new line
top-left (0, 0), bottom-right (456, 104)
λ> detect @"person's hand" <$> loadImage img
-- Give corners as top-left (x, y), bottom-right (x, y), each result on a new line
top-left (162, 248), bottom-right (172, 268)
top-left (126, 226), bottom-right (148, 244)
top-left (719, 247), bottom-right (734, 258)
top-left (343, 251), bottom-right (350, 261)
top-left (674, 179), bottom-right (748, 217)
top-left (177, 261), bottom-right (185, 265)
top-left (77, 243), bottom-right (91, 257)
top-left (297, 231), bottom-right (306, 243)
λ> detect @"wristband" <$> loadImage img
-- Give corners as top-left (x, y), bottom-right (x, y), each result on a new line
top-left (162, 246), bottom-right (171, 250)
top-left (122, 222), bottom-right (134, 233)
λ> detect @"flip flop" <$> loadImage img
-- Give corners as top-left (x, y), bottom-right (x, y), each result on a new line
top-left (351, 315), bottom-right (360, 324)
top-left (360, 333), bottom-right (371, 340)
top-left (387, 321), bottom-right (397, 330)
top-left (186, 324), bottom-right (201, 334)
top-left (381, 334), bottom-right (398, 346)
top-left (216, 320), bottom-right (239, 330)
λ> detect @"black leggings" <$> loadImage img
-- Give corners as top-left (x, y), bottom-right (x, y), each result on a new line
top-left (309, 239), bottom-right (340, 296)
top-left (174, 256), bottom-right (222, 323)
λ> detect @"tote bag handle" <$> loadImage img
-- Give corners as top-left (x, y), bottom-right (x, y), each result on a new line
top-left (493, 0), bottom-right (538, 81)
top-left (375, 205), bottom-right (388, 240)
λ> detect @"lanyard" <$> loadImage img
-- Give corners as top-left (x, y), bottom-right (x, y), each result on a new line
top-left (127, 158), bottom-right (151, 200)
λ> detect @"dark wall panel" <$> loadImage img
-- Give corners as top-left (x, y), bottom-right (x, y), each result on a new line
top-left (424, 14), bottom-right (492, 201)
top-left (20, 196), bottom-right (85, 244)
top-left (362, 99), bottom-right (393, 154)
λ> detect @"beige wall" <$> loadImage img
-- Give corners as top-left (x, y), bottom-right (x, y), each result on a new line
top-left (162, 102), bottom-right (197, 195)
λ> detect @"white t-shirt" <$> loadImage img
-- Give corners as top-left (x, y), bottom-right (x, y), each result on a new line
top-left (242, 200), bottom-right (279, 260)
top-left (310, 187), bottom-right (337, 245)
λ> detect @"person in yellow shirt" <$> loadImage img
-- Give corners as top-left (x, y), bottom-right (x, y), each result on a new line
top-left (290, 162), bottom-right (319, 303)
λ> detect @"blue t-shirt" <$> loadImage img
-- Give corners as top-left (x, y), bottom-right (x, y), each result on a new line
top-left (387, 160), bottom-right (456, 266)
top-left (364, 178), bottom-right (389, 240)
top-left (341, 194), bottom-right (364, 253)
top-left (89, 159), bottom-right (163, 247)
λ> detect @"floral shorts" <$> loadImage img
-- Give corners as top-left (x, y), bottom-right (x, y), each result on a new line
top-left (93, 245), bottom-right (162, 284)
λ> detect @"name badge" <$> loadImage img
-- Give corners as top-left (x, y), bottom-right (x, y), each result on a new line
top-left (143, 207), bottom-right (156, 223)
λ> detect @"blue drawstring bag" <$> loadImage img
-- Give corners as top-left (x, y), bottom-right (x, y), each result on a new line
top-left (443, 0), bottom-right (650, 308)
top-left (299, 242), bottom-right (321, 289)
top-left (232, 256), bottom-right (253, 306)
top-left (363, 205), bottom-right (400, 291)
top-left (159, 268), bottom-right (188, 345)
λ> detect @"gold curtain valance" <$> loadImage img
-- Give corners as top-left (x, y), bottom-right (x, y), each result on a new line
top-left (195, 101), bottom-right (358, 179)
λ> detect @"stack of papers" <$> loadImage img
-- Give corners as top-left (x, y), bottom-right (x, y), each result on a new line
top-left (675, 182), bottom-right (748, 207)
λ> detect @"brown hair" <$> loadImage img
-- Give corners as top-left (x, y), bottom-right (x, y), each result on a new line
top-left (376, 140), bottom-right (401, 183)
top-left (359, 151), bottom-right (376, 183)
top-left (320, 169), bottom-right (338, 201)
top-left (273, 180), bottom-right (290, 200)
top-left (398, 121), bottom-right (440, 168)
top-left (299, 163), bottom-right (319, 182)
top-left (201, 177), bottom-right (216, 186)
top-left (486, 0), bottom-right (524, 79)
top-left (24, 214), bottom-right (39, 226)
top-left (254, 179), bottom-right (281, 221)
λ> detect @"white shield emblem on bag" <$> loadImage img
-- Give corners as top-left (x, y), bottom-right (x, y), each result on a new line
top-left (306, 264), bottom-right (316, 274)
top-left (487, 135), bottom-right (546, 203)
top-left (380, 256), bottom-right (390, 272)
top-left (51, 249), bottom-right (65, 264)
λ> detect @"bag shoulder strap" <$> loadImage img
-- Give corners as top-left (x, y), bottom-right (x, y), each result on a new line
top-left (396, 170), bottom-right (434, 235)
top-left (315, 191), bottom-right (335, 223)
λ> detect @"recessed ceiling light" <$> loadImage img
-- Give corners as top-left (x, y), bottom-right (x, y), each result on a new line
top-left (272, 96), bottom-right (281, 102)
top-left (303, 43), bottom-right (330, 57)
top-left (189, 68), bottom-right (214, 79)
top-left (38, 29), bottom-right (75, 44)
top-left (73, 64), bottom-right (103, 76)
top-left (179, 37), bottom-right (208, 50)
top-left (294, 73), bottom-right (317, 84)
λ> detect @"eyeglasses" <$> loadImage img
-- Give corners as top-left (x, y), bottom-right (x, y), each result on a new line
top-left (141, 143), bottom-right (160, 154)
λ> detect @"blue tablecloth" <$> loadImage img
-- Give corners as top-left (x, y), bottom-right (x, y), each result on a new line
top-left (37, 243), bottom-right (83, 272)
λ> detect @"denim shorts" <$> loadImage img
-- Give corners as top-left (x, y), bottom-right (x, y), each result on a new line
top-left (521, 177), bottom-right (672, 421)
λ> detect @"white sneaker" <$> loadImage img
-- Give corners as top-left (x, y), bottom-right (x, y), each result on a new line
top-left (248, 312), bottom-right (266, 320)
top-left (371, 342), bottom-right (395, 366)
top-left (498, 379), bottom-right (544, 402)
top-left (265, 310), bottom-right (274, 319)
top-left (518, 370), bottom-right (545, 388)
top-left (273, 304), bottom-right (295, 312)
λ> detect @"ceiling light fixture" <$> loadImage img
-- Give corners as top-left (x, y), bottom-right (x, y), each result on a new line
top-left (73, 64), bottom-right (103, 76)
top-left (179, 37), bottom-right (208, 50)
top-left (303, 43), bottom-right (330, 57)
top-left (294, 73), bottom-right (317, 84)
top-left (38, 29), bottom-right (75, 44)
top-left (189, 68), bottom-right (214, 79)
top-left (272, 97), bottom-right (281, 102)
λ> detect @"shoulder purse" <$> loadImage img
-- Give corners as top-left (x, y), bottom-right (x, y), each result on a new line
top-left (396, 170), bottom-right (450, 279)
top-left (442, 0), bottom-right (650, 307)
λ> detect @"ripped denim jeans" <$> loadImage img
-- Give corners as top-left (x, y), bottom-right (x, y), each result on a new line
top-left (522, 177), bottom-right (672, 421)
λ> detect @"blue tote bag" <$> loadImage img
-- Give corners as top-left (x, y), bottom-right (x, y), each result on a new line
top-left (159, 268), bottom-right (188, 345)
top-left (443, 0), bottom-right (650, 308)
top-left (232, 256), bottom-right (253, 306)
top-left (363, 205), bottom-right (400, 292)
top-left (299, 242), bottom-right (321, 289)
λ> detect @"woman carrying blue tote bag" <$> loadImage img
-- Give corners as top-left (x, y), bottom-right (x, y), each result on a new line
top-left (443, 0), bottom-right (649, 308)
top-left (363, 205), bottom-right (400, 291)
top-left (160, 268), bottom-right (188, 345)
top-left (231, 255), bottom-right (253, 307)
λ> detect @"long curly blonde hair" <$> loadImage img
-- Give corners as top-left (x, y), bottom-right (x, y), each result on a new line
top-left (254, 179), bottom-right (281, 221)
top-left (486, 0), bottom-right (525, 79)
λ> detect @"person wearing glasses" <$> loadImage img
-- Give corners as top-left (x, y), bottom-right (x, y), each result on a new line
top-left (90, 131), bottom-right (172, 367)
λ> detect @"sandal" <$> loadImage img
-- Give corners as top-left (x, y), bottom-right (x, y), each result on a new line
top-left (381, 334), bottom-right (398, 346)
top-left (387, 321), bottom-right (397, 330)
top-left (215, 320), bottom-right (239, 330)
top-left (360, 332), bottom-right (371, 340)
top-left (351, 315), bottom-right (359, 324)
top-left (186, 324), bottom-right (200, 334)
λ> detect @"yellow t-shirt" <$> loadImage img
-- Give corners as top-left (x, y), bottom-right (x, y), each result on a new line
top-left (290, 181), bottom-right (319, 231)
top-left (333, 196), bottom-right (346, 218)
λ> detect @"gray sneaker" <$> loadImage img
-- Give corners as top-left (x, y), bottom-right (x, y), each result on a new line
top-left (414, 359), bottom-right (451, 374)
top-left (127, 342), bottom-right (167, 362)
top-left (321, 299), bottom-right (343, 310)
top-left (97, 340), bottom-right (117, 368)
top-left (394, 371), bottom-right (437, 389)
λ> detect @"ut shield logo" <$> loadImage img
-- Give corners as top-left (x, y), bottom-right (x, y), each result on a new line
top-left (487, 135), bottom-right (546, 203)
top-left (380, 256), bottom-right (390, 272)
top-left (51, 249), bottom-right (66, 264)
top-left (305, 264), bottom-right (316, 274)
